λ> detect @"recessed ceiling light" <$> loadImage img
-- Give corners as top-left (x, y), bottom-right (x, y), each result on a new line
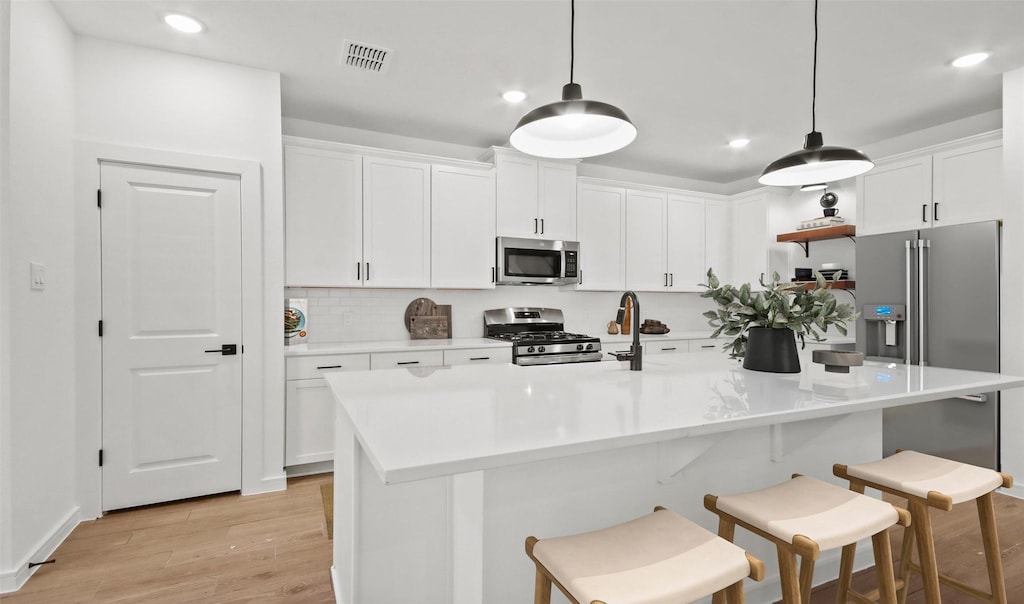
top-left (502, 90), bottom-right (527, 104)
top-left (164, 14), bottom-right (204, 34)
top-left (729, 138), bottom-right (750, 149)
top-left (952, 52), bottom-right (989, 68)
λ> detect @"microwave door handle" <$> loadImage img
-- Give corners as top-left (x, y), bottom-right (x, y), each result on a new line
top-left (905, 240), bottom-right (913, 365)
top-left (919, 239), bottom-right (929, 366)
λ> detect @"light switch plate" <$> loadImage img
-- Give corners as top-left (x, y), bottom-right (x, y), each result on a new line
top-left (30, 262), bottom-right (45, 290)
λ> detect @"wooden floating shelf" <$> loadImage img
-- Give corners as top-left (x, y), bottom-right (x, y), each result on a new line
top-left (790, 280), bottom-right (856, 290)
top-left (776, 225), bottom-right (857, 257)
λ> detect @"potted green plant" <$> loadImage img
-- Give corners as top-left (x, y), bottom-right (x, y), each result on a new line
top-left (699, 269), bottom-right (857, 372)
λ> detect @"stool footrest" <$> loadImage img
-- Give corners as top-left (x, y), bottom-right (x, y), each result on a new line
top-left (852, 577), bottom-right (907, 604)
top-left (906, 561), bottom-right (998, 601)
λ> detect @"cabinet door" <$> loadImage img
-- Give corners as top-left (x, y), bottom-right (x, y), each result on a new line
top-left (495, 152), bottom-right (539, 237)
top-left (731, 194), bottom-right (770, 288)
top-left (625, 190), bottom-right (668, 291)
top-left (443, 347), bottom-right (511, 365)
top-left (689, 339), bottom-right (720, 353)
top-left (576, 183), bottom-right (627, 291)
top-left (431, 164), bottom-right (496, 289)
top-left (538, 161), bottom-right (578, 240)
top-left (666, 194), bottom-right (706, 291)
top-left (645, 339), bottom-right (688, 354)
top-left (858, 155), bottom-right (932, 235)
top-left (932, 139), bottom-right (1002, 226)
top-left (285, 378), bottom-right (336, 466)
top-left (705, 199), bottom-right (733, 285)
top-left (370, 350), bottom-right (445, 370)
top-left (363, 156), bottom-right (431, 288)
top-left (284, 145), bottom-right (362, 287)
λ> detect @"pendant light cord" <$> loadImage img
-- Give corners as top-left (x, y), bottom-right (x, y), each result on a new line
top-left (811, 0), bottom-right (818, 132)
top-left (570, 0), bottom-right (575, 84)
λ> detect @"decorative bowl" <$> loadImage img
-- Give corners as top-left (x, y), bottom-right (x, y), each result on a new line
top-left (812, 350), bottom-right (864, 373)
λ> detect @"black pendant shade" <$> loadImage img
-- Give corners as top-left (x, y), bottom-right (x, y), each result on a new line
top-left (509, 1), bottom-right (636, 159)
top-left (759, 0), bottom-right (873, 186)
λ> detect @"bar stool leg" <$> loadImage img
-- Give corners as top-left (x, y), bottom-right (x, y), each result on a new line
top-left (977, 492), bottom-right (1007, 604)
top-left (533, 567), bottom-right (552, 604)
top-left (799, 556), bottom-right (815, 604)
top-left (909, 499), bottom-right (941, 603)
top-left (724, 579), bottom-right (746, 604)
top-left (777, 544), bottom-right (802, 604)
top-left (713, 519), bottom-right (738, 604)
top-left (896, 515), bottom-right (914, 604)
top-left (871, 529), bottom-right (898, 604)
top-left (836, 542), bottom-right (857, 604)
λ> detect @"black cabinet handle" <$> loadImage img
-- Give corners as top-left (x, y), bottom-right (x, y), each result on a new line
top-left (664, 273), bottom-right (668, 287)
top-left (366, 262), bottom-right (370, 280)
top-left (534, 218), bottom-right (538, 234)
top-left (396, 361), bottom-right (420, 365)
top-left (662, 347), bottom-right (677, 351)
top-left (922, 204), bottom-right (927, 222)
top-left (933, 202), bottom-right (939, 221)
top-left (540, 218), bottom-right (545, 234)
top-left (492, 267), bottom-right (495, 283)
top-left (669, 273), bottom-right (674, 286)
top-left (357, 262), bottom-right (361, 280)
top-left (700, 344), bottom-right (715, 349)
top-left (317, 365), bottom-right (343, 370)
top-left (469, 357), bottom-right (490, 361)
top-left (205, 344), bottom-right (237, 355)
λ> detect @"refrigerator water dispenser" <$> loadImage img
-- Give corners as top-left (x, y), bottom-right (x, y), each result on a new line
top-left (862, 304), bottom-right (906, 360)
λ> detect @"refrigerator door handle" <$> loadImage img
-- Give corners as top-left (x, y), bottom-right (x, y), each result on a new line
top-left (905, 240), bottom-right (913, 365)
top-left (957, 394), bottom-right (989, 403)
top-left (919, 238), bottom-right (930, 366)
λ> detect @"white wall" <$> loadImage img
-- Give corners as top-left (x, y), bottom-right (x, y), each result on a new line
top-left (1, 0), bottom-right (78, 591)
top-left (1001, 69), bottom-right (1024, 494)
top-left (73, 37), bottom-right (285, 509)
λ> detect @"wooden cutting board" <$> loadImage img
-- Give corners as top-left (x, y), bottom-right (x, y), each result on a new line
top-left (404, 297), bottom-right (437, 332)
top-left (410, 316), bottom-right (449, 340)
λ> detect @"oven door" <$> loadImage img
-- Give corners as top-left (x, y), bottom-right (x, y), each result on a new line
top-left (496, 236), bottom-right (578, 285)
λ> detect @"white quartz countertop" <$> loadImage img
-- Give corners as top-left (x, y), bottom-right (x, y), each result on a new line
top-left (284, 337), bottom-right (509, 357)
top-left (326, 353), bottom-right (1024, 485)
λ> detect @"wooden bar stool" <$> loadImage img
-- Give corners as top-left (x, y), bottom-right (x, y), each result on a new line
top-left (705, 475), bottom-right (911, 604)
top-left (525, 506), bottom-right (764, 604)
top-left (834, 450), bottom-right (1013, 603)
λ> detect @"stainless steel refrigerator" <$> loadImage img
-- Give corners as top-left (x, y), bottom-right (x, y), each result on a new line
top-left (855, 220), bottom-right (1000, 469)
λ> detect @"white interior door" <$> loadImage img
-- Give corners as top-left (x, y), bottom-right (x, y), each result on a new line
top-left (101, 161), bottom-right (242, 511)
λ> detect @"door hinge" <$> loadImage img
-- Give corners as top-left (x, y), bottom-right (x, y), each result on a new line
top-left (97, 189), bottom-right (102, 208)
top-left (98, 320), bottom-right (103, 337)
top-left (98, 449), bottom-right (104, 467)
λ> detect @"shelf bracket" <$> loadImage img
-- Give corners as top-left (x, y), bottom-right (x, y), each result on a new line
top-left (796, 241), bottom-right (810, 257)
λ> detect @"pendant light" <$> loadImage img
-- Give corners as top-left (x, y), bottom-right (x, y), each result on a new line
top-left (759, 0), bottom-right (873, 186)
top-left (509, 0), bottom-right (636, 159)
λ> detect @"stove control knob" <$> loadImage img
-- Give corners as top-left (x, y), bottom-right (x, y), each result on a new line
top-left (585, 343), bottom-right (594, 350)
top-left (527, 346), bottom-right (535, 353)
top-left (577, 344), bottom-right (584, 351)
top-left (538, 346), bottom-right (546, 353)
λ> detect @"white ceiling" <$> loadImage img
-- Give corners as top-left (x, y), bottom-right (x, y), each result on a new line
top-left (51, 0), bottom-right (1024, 185)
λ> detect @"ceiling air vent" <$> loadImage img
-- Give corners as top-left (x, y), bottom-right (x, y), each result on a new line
top-left (342, 40), bottom-right (393, 74)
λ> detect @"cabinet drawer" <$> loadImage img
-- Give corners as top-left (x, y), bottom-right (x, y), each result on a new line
top-left (688, 339), bottom-right (720, 353)
top-left (370, 350), bottom-right (444, 370)
top-left (444, 347), bottom-right (511, 366)
top-left (286, 353), bottom-right (371, 380)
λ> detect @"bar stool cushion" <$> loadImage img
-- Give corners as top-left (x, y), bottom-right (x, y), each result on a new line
top-left (844, 450), bottom-right (1004, 504)
top-left (715, 475), bottom-right (899, 552)
top-left (531, 508), bottom-right (751, 604)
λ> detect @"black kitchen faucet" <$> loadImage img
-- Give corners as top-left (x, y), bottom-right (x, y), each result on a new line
top-left (613, 291), bottom-right (642, 371)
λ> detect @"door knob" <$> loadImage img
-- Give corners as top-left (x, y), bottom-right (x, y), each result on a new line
top-left (204, 344), bottom-right (238, 355)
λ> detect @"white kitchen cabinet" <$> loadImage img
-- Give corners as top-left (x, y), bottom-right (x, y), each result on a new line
top-left (625, 189), bottom-right (668, 291)
top-left (705, 198), bottom-right (733, 285)
top-left (443, 347), bottom-right (511, 365)
top-left (285, 353), bottom-right (370, 467)
top-left (644, 339), bottom-right (689, 354)
top-left (284, 144), bottom-right (362, 287)
top-left (665, 193), bottom-right (706, 292)
top-left (730, 189), bottom-right (789, 289)
top-left (488, 147), bottom-right (578, 240)
top-left (689, 338), bottom-right (720, 353)
top-left (369, 349), bottom-right (445, 370)
top-left (430, 164), bottom-right (496, 289)
top-left (857, 134), bottom-right (1002, 235)
top-left (576, 182), bottom-right (627, 291)
top-left (363, 156), bottom-right (432, 288)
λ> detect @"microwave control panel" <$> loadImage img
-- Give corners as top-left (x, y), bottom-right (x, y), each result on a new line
top-left (564, 250), bottom-right (578, 277)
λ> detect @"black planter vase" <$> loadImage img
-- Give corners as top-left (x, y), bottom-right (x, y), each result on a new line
top-left (742, 327), bottom-right (801, 373)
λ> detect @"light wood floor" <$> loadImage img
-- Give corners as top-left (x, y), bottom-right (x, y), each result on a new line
top-left (3, 476), bottom-right (1023, 603)
top-left (1, 474), bottom-right (334, 604)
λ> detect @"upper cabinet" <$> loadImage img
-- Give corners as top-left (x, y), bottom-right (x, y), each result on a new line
top-left (730, 188), bottom-right (790, 288)
top-left (625, 189), bottom-right (668, 291)
top-left (705, 199), bottom-right (733, 285)
top-left (486, 147), bottom-right (579, 240)
top-left (430, 164), bottom-right (496, 289)
top-left (665, 193), bottom-right (708, 292)
top-left (857, 134), bottom-right (1002, 236)
top-left (362, 156), bottom-right (431, 288)
top-left (284, 144), bottom-right (363, 287)
top-left (576, 182), bottom-right (627, 291)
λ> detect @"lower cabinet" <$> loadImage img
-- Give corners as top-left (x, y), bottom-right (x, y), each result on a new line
top-left (285, 353), bottom-right (371, 467)
top-left (644, 339), bottom-right (689, 355)
top-left (688, 339), bottom-right (720, 353)
top-left (285, 347), bottom-right (511, 468)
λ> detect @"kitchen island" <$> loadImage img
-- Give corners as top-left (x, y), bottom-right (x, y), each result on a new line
top-left (327, 352), bottom-right (1024, 604)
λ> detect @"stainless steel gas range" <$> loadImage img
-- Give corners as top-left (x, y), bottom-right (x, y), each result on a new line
top-left (484, 307), bottom-right (602, 365)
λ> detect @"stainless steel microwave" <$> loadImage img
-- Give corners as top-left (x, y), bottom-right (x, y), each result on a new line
top-left (495, 236), bottom-right (579, 285)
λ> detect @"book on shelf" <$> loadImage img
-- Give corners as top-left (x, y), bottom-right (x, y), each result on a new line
top-left (796, 215), bottom-right (847, 230)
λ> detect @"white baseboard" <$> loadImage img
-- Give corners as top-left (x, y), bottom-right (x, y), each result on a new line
top-left (331, 565), bottom-right (343, 604)
top-left (242, 473), bottom-right (287, 496)
top-left (1001, 483), bottom-right (1024, 500)
top-left (0, 506), bottom-right (82, 594)
top-left (285, 460), bottom-right (333, 478)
